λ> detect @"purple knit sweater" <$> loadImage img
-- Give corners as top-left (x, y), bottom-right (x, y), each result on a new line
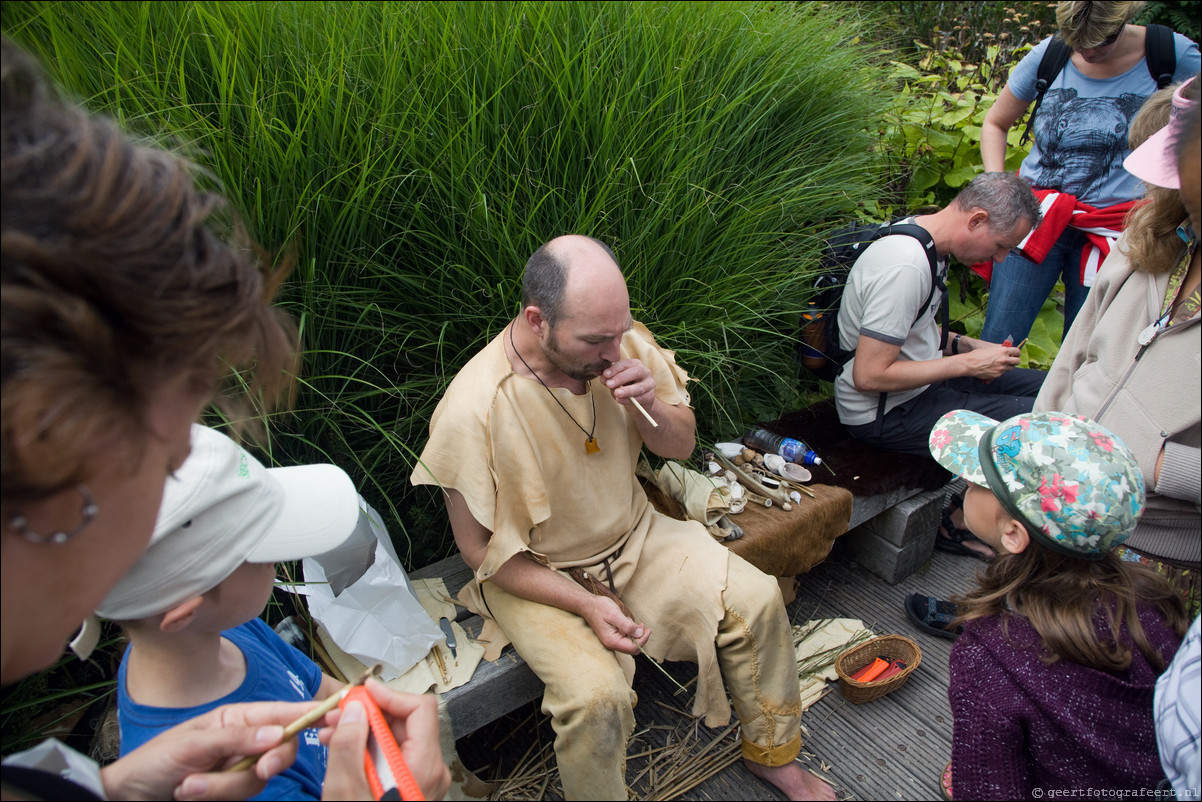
top-left (949, 605), bottom-right (1182, 800)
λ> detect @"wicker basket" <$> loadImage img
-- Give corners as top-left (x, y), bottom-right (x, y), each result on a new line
top-left (835, 634), bottom-right (922, 704)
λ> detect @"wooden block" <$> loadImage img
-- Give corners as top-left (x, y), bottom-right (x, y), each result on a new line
top-left (842, 525), bottom-right (936, 585)
top-left (852, 488), bottom-right (945, 548)
top-left (841, 487), bottom-right (947, 583)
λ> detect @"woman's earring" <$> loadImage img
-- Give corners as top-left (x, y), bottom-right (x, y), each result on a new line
top-left (10, 485), bottom-right (99, 545)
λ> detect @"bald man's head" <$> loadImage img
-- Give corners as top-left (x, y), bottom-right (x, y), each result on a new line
top-left (522, 235), bottom-right (623, 327)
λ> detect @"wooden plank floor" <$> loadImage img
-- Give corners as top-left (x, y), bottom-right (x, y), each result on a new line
top-left (453, 538), bottom-right (985, 801)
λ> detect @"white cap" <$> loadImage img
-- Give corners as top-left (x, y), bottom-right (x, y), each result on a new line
top-left (96, 424), bottom-right (361, 620)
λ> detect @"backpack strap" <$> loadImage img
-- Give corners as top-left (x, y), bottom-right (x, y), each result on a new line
top-left (876, 223), bottom-right (944, 331)
top-left (1021, 36), bottom-right (1073, 148)
top-left (1144, 23), bottom-right (1176, 89)
top-left (865, 223), bottom-right (947, 425)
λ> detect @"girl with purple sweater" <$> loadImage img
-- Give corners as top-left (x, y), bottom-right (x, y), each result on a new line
top-left (927, 410), bottom-right (1188, 800)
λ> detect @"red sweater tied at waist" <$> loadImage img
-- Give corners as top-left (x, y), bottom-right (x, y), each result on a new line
top-left (972, 189), bottom-right (1139, 285)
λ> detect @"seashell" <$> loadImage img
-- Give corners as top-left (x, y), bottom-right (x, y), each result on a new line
top-left (724, 470), bottom-right (738, 484)
top-left (729, 482), bottom-right (746, 499)
top-left (780, 463), bottom-right (812, 483)
top-left (707, 461), bottom-right (721, 475)
top-left (714, 442), bottom-right (744, 459)
top-left (789, 491), bottom-right (802, 504)
top-left (763, 453), bottom-right (787, 473)
top-left (752, 454), bottom-right (764, 467)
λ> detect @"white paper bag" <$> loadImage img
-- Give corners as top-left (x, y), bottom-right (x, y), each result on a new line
top-left (300, 496), bottom-right (442, 681)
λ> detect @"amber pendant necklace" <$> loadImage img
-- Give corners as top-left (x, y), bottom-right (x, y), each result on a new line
top-left (509, 322), bottom-right (600, 454)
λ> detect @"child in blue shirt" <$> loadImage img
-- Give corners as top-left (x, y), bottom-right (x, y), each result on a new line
top-left (96, 424), bottom-right (362, 801)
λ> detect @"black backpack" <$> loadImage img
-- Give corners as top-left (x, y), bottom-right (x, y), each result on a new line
top-left (1020, 23), bottom-right (1177, 147)
top-left (796, 220), bottom-right (945, 384)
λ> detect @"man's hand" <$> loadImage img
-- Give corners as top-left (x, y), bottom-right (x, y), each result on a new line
top-left (958, 339), bottom-right (1021, 380)
top-left (601, 358), bottom-right (696, 460)
top-left (602, 358), bottom-right (656, 411)
top-left (581, 593), bottom-right (651, 656)
top-left (320, 680), bottom-right (451, 801)
top-left (853, 333), bottom-right (1021, 393)
top-left (101, 701), bottom-right (315, 801)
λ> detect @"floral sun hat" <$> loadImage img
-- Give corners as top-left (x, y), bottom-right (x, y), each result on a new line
top-left (928, 410), bottom-right (1145, 559)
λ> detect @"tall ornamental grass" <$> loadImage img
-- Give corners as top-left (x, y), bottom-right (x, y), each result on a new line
top-left (3, 1), bottom-right (891, 566)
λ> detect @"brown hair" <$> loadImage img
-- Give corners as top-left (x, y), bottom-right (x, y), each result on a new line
top-left (1, 36), bottom-right (299, 517)
top-left (1176, 80), bottom-right (1201, 232)
top-left (953, 543), bottom-right (1188, 673)
top-left (1122, 185), bottom-right (1189, 274)
top-left (1121, 77), bottom-right (1201, 274)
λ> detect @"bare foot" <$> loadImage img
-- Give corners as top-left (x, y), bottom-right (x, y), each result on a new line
top-left (744, 757), bottom-right (836, 801)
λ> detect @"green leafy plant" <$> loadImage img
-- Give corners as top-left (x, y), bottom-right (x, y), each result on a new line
top-left (873, 7), bottom-right (1048, 212)
top-left (1135, 1), bottom-right (1201, 43)
top-left (852, 2), bottom-right (1067, 367)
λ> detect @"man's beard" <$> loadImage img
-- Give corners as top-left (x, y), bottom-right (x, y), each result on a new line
top-left (544, 330), bottom-right (611, 383)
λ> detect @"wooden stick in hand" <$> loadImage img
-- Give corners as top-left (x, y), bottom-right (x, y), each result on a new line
top-left (225, 663), bottom-right (382, 773)
top-left (630, 397), bottom-right (658, 427)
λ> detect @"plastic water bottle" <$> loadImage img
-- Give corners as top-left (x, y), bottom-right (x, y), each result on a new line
top-left (743, 428), bottom-right (823, 467)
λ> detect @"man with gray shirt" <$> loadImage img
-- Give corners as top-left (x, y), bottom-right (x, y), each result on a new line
top-left (835, 172), bottom-right (1047, 457)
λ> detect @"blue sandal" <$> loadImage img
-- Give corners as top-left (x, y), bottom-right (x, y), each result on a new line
top-left (905, 593), bottom-right (962, 640)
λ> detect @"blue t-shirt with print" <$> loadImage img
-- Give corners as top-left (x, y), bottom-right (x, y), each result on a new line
top-left (117, 617), bottom-right (328, 801)
top-left (1009, 32), bottom-right (1200, 207)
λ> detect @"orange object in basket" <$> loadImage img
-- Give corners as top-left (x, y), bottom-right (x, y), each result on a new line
top-left (850, 656), bottom-right (889, 682)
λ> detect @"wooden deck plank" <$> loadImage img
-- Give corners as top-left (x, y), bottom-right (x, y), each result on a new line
top-left (766, 538), bottom-right (977, 801)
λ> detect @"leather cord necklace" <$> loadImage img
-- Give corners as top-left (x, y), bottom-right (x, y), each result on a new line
top-left (509, 321), bottom-right (600, 454)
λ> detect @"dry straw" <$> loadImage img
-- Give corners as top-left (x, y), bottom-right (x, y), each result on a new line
top-left (485, 713), bottom-right (743, 801)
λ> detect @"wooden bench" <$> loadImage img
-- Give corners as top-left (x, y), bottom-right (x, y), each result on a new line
top-left (410, 473), bottom-right (952, 740)
top-left (410, 554), bottom-right (542, 740)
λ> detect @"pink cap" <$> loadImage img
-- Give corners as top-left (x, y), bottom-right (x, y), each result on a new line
top-left (1124, 77), bottom-right (1199, 190)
